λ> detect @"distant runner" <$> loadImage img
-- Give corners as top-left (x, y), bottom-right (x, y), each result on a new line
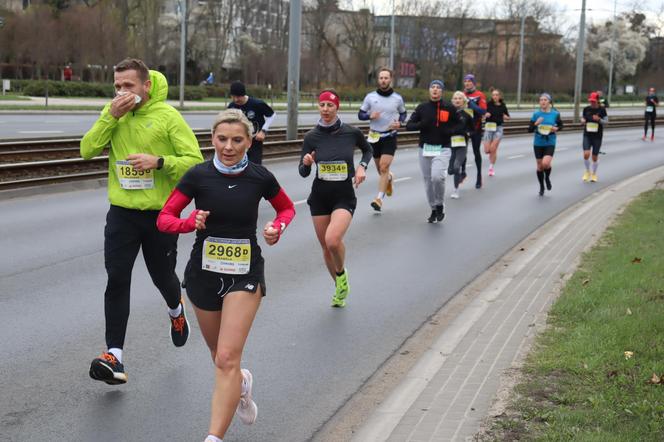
top-left (528, 93), bottom-right (563, 196)
top-left (581, 92), bottom-right (608, 183)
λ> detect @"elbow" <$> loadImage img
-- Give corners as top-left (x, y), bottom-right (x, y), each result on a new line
top-left (358, 110), bottom-right (370, 121)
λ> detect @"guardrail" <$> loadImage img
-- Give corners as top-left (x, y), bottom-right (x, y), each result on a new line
top-left (0, 116), bottom-right (659, 190)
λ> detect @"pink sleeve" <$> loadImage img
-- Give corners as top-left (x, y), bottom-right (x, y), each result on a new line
top-left (268, 188), bottom-right (295, 240)
top-left (157, 189), bottom-right (198, 234)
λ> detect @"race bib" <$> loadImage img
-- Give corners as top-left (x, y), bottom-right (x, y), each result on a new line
top-left (646, 106), bottom-right (654, 113)
top-left (485, 122), bottom-right (497, 132)
top-left (367, 131), bottom-right (381, 143)
top-left (202, 237), bottom-right (251, 275)
top-left (115, 160), bottom-right (154, 190)
top-left (422, 143), bottom-right (442, 157)
top-left (464, 108), bottom-right (474, 117)
top-left (451, 136), bottom-right (466, 147)
top-left (318, 161), bottom-right (348, 181)
top-left (586, 122), bottom-right (599, 133)
top-left (538, 125), bottom-right (552, 136)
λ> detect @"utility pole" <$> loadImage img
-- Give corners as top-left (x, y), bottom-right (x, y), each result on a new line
top-left (286, 0), bottom-right (302, 140)
top-left (178, 0), bottom-right (187, 110)
top-left (389, 0), bottom-right (395, 70)
top-left (517, 15), bottom-right (526, 109)
top-left (573, 0), bottom-right (587, 123)
top-left (607, 0), bottom-right (617, 103)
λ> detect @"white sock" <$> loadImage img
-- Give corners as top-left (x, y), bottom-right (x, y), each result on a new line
top-left (592, 161), bottom-right (598, 173)
top-left (108, 348), bottom-right (123, 363)
top-left (490, 163), bottom-right (494, 168)
top-left (168, 303), bottom-right (182, 318)
top-left (377, 192), bottom-right (385, 200)
top-left (205, 435), bottom-right (223, 442)
top-left (584, 159), bottom-right (590, 170)
top-left (241, 372), bottom-right (249, 397)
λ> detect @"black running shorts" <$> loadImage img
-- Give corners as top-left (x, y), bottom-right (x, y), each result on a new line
top-left (370, 135), bottom-right (397, 159)
top-left (582, 134), bottom-right (602, 156)
top-left (533, 145), bottom-right (555, 159)
top-left (307, 180), bottom-right (356, 216)
top-left (183, 258), bottom-right (266, 311)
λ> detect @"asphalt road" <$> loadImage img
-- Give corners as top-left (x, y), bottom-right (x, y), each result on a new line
top-left (1, 128), bottom-right (662, 441)
top-left (0, 107), bottom-right (652, 140)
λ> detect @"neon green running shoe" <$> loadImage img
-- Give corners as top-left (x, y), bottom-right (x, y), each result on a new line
top-left (331, 269), bottom-right (349, 307)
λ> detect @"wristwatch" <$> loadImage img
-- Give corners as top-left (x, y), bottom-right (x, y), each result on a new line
top-left (156, 157), bottom-right (164, 170)
top-left (359, 161), bottom-right (368, 170)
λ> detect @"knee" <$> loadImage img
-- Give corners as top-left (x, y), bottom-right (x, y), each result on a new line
top-left (213, 347), bottom-right (240, 373)
top-left (325, 236), bottom-right (342, 254)
top-left (378, 163), bottom-right (390, 175)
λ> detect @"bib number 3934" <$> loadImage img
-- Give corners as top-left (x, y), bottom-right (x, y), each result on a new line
top-left (116, 160), bottom-right (154, 190)
top-left (422, 143), bottom-right (443, 157)
top-left (318, 161), bottom-right (348, 181)
top-left (203, 237), bottom-right (251, 275)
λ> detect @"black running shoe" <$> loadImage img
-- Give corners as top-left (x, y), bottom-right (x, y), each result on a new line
top-left (436, 205), bottom-right (445, 222)
top-left (427, 210), bottom-right (437, 223)
top-left (170, 298), bottom-right (189, 347)
top-left (90, 352), bottom-right (127, 385)
top-left (539, 187), bottom-right (545, 197)
top-left (475, 174), bottom-right (482, 189)
top-left (545, 176), bottom-right (552, 191)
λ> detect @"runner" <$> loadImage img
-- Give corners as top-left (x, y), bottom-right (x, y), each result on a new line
top-left (228, 81), bottom-right (276, 164)
top-left (528, 93), bottom-right (563, 196)
top-left (581, 92), bottom-right (608, 182)
top-left (449, 91), bottom-right (474, 199)
top-left (643, 87), bottom-right (658, 141)
top-left (462, 74), bottom-right (487, 189)
top-left (406, 80), bottom-right (460, 221)
top-left (80, 58), bottom-right (204, 385)
top-left (358, 67), bottom-right (407, 212)
top-left (157, 109), bottom-right (295, 442)
top-left (483, 88), bottom-right (510, 177)
top-left (299, 90), bottom-right (372, 307)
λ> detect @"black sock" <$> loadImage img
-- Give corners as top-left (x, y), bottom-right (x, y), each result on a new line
top-left (336, 269), bottom-right (345, 277)
top-left (537, 170), bottom-right (544, 189)
top-left (544, 168), bottom-right (552, 190)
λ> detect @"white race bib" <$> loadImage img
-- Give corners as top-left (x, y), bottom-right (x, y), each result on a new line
top-left (202, 237), bottom-right (251, 275)
top-left (586, 122), bottom-right (599, 133)
top-left (451, 136), bottom-right (466, 147)
top-left (422, 143), bottom-right (442, 157)
top-left (367, 131), bottom-right (381, 143)
top-left (646, 106), bottom-right (654, 113)
top-left (318, 161), bottom-right (348, 181)
top-left (538, 125), bottom-right (552, 136)
top-left (485, 122), bottom-right (497, 132)
top-left (115, 160), bottom-right (154, 190)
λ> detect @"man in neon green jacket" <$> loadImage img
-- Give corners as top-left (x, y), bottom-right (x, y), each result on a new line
top-left (81, 58), bottom-right (203, 385)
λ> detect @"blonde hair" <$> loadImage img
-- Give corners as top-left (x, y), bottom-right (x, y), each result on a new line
top-left (211, 109), bottom-right (254, 139)
top-left (452, 91), bottom-right (467, 103)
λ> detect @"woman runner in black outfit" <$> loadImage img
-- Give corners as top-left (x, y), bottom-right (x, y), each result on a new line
top-left (483, 89), bottom-right (510, 176)
top-left (643, 87), bottom-right (658, 141)
top-left (299, 90), bottom-right (372, 307)
top-left (449, 91), bottom-right (473, 199)
top-left (157, 109), bottom-right (295, 442)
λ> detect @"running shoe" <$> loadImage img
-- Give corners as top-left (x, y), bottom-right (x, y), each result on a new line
top-left (591, 173), bottom-right (598, 182)
top-left (450, 190), bottom-right (460, 199)
top-left (169, 298), bottom-right (189, 347)
top-left (539, 186), bottom-right (545, 197)
top-left (370, 198), bottom-right (382, 212)
top-left (582, 170), bottom-right (591, 182)
top-left (435, 205), bottom-right (445, 222)
top-left (386, 172), bottom-right (394, 196)
top-left (545, 176), bottom-right (552, 191)
top-left (642, 135), bottom-right (647, 141)
top-left (488, 166), bottom-right (495, 177)
top-left (332, 269), bottom-right (349, 307)
top-left (475, 174), bottom-right (482, 189)
top-left (236, 369), bottom-right (258, 425)
top-left (427, 210), bottom-right (437, 223)
top-left (651, 134), bottom-right (655, 142)
top-left (89, 352), bottom-right (127, 385)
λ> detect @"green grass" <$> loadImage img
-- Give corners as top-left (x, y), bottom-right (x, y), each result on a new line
top-left (486, 189), bottom-right (664, 441)
top-left (0, 94), bottom-right (30, 101)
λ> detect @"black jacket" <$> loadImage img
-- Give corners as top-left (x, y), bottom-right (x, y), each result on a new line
top-left (406, 99), bottom-right (461, 147)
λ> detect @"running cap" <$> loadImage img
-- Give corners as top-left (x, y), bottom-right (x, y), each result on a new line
top-left (319, 90), bottom-right (340, 108)
top-left (588, 92), bottom-right (599, 102)
top-left (540, 92), bottom-right (553, 102)
top-left (429, 79), bottom-right (445, 89)
top-left (463, 74), bottom-right (476, 85)
top-left (230, 81), bottom-right (246, 97)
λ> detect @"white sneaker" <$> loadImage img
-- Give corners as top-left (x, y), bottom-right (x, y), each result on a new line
top-left (450, 191), bottom-right (460, 199)
top-left (236, 368), bottom-right (258, 425)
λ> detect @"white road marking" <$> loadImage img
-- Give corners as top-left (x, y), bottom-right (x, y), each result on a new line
top-left (18, 130), bottom-right (64, 134)
top-left (558, 147), bottom-right (569, 151)
top-left (294, 199), bottom-right (307, 205)
top-left (393, 177), bottom-right (411, 183)
top-left (507, 154), bottom-right (525, 159)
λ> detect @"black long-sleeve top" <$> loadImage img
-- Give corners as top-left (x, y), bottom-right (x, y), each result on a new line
top-left (406, 99), bottom-right (461, 147)
top-left (485, 101), bottom-right (510, 125)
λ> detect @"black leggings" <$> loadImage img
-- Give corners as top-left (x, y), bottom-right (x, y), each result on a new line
top-left (449, 146), bottom-right (467, 188)
top-left (103, 205), bottom-right (181, 349)
top-left (644, 112), bottom-right (656, 136)
top-left (462, 132), bottom-right (482, 175)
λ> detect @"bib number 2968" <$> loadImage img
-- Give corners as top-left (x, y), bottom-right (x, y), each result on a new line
top-left (202, 237), bottom-right (251, 275)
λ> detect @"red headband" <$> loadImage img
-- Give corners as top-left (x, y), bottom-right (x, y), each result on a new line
top-left (319, 91), bottom-right (340, 108)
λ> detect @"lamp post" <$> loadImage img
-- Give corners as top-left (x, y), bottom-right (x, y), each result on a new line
top-left (573, 0), bottom-right (587, 123)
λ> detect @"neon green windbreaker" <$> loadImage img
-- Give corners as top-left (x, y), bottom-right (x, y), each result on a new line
top-left (80, 70), bottom-right (203, 210)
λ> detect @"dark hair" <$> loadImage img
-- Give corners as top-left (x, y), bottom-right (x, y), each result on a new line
top-left (115, 58), bottom-right (149, 82)
top-left (377, 67), bottom-right (393, 78)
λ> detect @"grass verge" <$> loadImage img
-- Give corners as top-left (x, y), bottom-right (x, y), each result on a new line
top-left (482, 189), bottom-right (664, 441)
top-left (0, 95), bottom-right (30, 101)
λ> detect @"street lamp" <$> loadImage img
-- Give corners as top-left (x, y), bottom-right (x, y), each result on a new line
top-left (573, 0), bottom-right (587, 123)
top-left (178, 0), bottom-right (187, 109)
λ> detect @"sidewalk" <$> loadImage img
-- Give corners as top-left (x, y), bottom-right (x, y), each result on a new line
top-left (350, 165), bottom-right (664, 442)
